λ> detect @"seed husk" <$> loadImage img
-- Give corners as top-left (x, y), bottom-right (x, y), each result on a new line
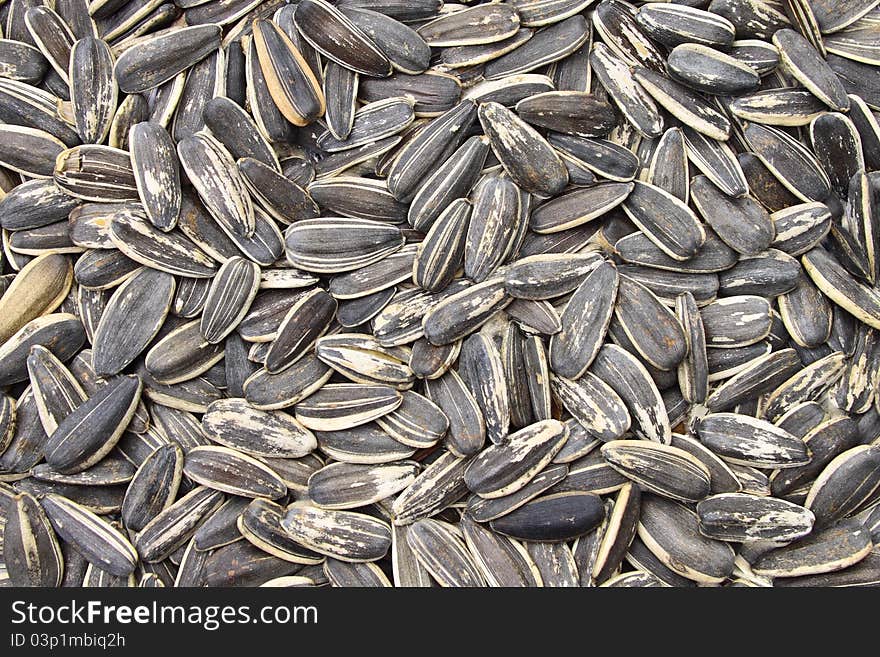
top-left (92, 268), bottom-right (175, 376)
top-left (200, 257), bottom-right (260, 344)
top-left (478, 101), bottom-right (567, 197)
top-left (129, 122), bottom-right (181, 232)
top-left (601, 441), bottom-right (711, 504)
top-left (43, 374), bottom-right (142, 475)
top-left (637, 494), bottom-right (735, 585)
top-left (41, 493), bottom-right (138, 576)
top-left (238, 499), bottom-right (324, 565)
top-left (0, 253), bottom-right (73, 344)
top-left (134, 486), bottom-right (224, 563)
top-left (309, 461), bottom-right (419, 510)
top-left (484, 15), bottom-right (590, 80)
top-left (549, 261), bottom-right (618, 379)
top-left (489, 491), bottom-right (605, 542)
top-left (773, 28), bottom-right (850, 112)
top-left (622, 181), bottom-right (706, 262)
top-left (460, 513), bottom-right (540, 587)
top-left (281, 504), bottom-right (392, 563)
top-left (3, 492), bottom-right (64, 587)
top-left (294, 0), bottom-right (391, 78)
top-left (121, 443), bottom-right (184, 533)
top-left (752, 519), bottom-right (873, 578)
top-left (295, 383), bottom-right (402, 431)
top-left (202, 398), bottom-right (317, 458)
top-left (591, 344), bottom-right (671, 445)
top-left (697, 493), bottom-right (815, 543)
top-left (115, 24), bottom-right (221, 93)
top-left (696, 412), bottom-right (811, 469)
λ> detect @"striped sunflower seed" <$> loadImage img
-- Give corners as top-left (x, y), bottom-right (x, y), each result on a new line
top-left (3, 493), bottom-right (63, 587)
top-left (281, 503), bottom-right (392, 563)
top-left (183, 445), bottom-right (287, 499)
top-left (308, 461), bottom-right (419, 510)
top-left (41, 493), bottom-right (138, 576)
top-left (120, 443), bottom-right (184, 533)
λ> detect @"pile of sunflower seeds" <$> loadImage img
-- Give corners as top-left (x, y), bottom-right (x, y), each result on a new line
top-left (0, 0), bottom-right (879, 589)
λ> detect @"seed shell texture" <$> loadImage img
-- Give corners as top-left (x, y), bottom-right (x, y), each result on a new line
top-left (464, 419), bottom-right (568, 499)
top-left (129, 122), bottom-right (181, 232)
top-left (478, 101), bottom-right (568, 197)
top-left (549, 261), bottom-right (618, 379)
top-left (183, 445), bottom-right (287, 499)
top-left (637, 495), bottom-right (735, 585)
top-left (591, 344), bottom-right (671, 445)
top-left (281, 504), bottom-right (392, 563)
top-left (294, 0), bottom-right (391, 77)
top-left (42, 374), bottom-right (142, 474)
top-left (114, 24), bottom-right (222, 93)
top-left (41, 493), bottom-right (138, 576)
top-left (177, 131), bottom-right (254, 238)
top-left (3, 493), bottom-right (64, 587)
top-left (601, 441), bottom-right (711, 504)
top-left (92, 268), bottom-right (175, 376)
top-left (69, 37), bottom-right (117, 145)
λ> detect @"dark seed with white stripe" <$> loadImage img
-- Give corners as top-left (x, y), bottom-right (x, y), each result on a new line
top-left (200, 257), bottom-right (260, 344)
top-left (183, 445), bottom-right (286, 499)
top-left (3, 493), bottom-right (63, 587)
top-left (92, 268), bottom-right (175, 376)
top-left (114, 24), bottom-right (221, 93)
top-left (41, 494), bottom-right (137, 576)
top-left (121, 443), bottom-right (184, 533)
top-left (591, 344), bottom-right (671, 445)
top-left (601, 441), bottom-right (711, 504)
top-left (697, 493), bottom-right (815, 543)
top-left (129, 122), bottom-right (180, 232)
top-left (478, 101), bottom-right (567, 197)
top-left (295, 383), bottom-right (402, 431)
top-left (69, 37), bottom-right (116, 145)
top-left (43, 374), bottom-right (142, 474)
top-left (696, 413), bottom-right (811, 469)
top-left (752, 519), bottom-right (873, 578)
top-left (622, 181), bottom-right (706, 262)
top-left (309, 461), bottom-right (419, 510)
top-left (549, 261), bottom-right (618, 379)
top-left (282, 504), bottom-right (391, 563)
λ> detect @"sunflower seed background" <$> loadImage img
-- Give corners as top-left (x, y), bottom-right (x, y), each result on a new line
top-left (0, 0), bottom-right (879, 589)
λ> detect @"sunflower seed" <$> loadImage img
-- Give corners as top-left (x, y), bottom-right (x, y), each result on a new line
top-left (489, 490), bottom-right (605, 542)
top-left (773, 28), bottom-right (849, 112)
top-left (41, 493), bottom-right (137, 576)
top-left (121, 443), bottom-right (184, 533)
top-left (295, 383), bottom-right (402, 431)
top-left (484, 14), bottom-right (589, 80)
top-left (42, 374), bottom-right (141, 474)
top-left (752, 518), bottom-right (873, 578)
top-left (238, 498), bottom-right (323, 564)
top-left (591, 344), bottom-right (670, 445)
top-left (464, 419), bottom-right (567, 499)
top-left (309, 461), bottom-right (419, 510)
top-left (178, 131), bottom-right (254, 238)
top-left (115, 24), bottom-right (221, 93)
top-left (637, 494), bottom-right (735, 585)
top-left (202, 398), bottom-right (316, 458)
top-left (281, 503), bottom-right (391, 563)
top-left (478, 101), bottom-right (567, 197)
top-left (548, 261), bottom-right (617, 378)
top-left (696, 412), bottom-right (811, 468)
top-left (134, 485), bottom-right (224, 562)
top-left (805, 445), bottom-right (880, 528)
top-left (3, 493), bottom-right (63, 587)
